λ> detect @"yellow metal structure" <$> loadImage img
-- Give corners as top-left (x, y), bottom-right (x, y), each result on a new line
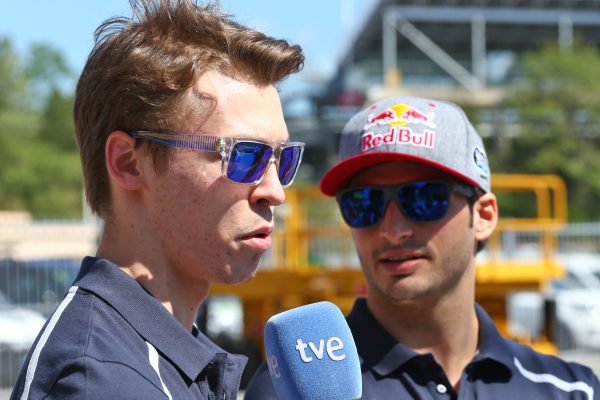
top-left (212, 174), bottom-right (567, 357)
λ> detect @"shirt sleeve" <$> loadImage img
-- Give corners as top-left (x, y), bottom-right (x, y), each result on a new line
top-left (244, 362), bottom-right (279, 400)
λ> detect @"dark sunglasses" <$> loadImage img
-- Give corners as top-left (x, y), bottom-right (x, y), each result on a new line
top-left (336, 181), bottom-right (476, 228)
top-left (128, 130), bottom-right (305, 187)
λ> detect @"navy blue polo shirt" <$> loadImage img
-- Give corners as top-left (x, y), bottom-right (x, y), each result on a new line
top-left (245, 298), bottom-right (600, 399)
top-left (11, 256), bottom-right (247, 400)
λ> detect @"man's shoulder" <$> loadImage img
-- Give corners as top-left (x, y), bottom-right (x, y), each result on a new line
top-left (38, 286), bottom-right (134, 347)
top-left (502, 338), bottom-right (600, 387)
top-left (37, 287), bottom-right (96, 355)
top-left (53, 286), bottom-right (152, 365)
top-left (11, 286), bottom-right (157, 399)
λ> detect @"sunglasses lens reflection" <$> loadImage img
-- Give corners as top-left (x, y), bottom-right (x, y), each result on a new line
top-left (339, 182), bottom-right (451, 228)
top-left (227, 142), bottom-right (273, 184)
top-left (278, 146), bottom-right (303, 186)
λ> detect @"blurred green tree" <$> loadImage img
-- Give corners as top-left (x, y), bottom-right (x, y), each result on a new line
top-left (40, 88), bottom-right (76, 151)
top-left (0, 37), bottom-right (82, 218)
top-left (489, 40), bottom-right (600, 221)
top-left (0, 38), bottom-right (27, 110)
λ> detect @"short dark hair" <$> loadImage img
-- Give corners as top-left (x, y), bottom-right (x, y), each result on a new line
top-left (73, 0), bottom-right (304, 218)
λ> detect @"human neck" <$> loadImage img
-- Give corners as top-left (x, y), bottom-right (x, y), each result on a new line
top-left (367, 289), bottom-right (479, 388)
top-left (96, 214), bottom-right (210, 330)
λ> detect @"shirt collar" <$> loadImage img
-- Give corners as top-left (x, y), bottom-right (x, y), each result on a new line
top-left (473, 303), bottom-right (515, 368)
top-left (346, 298), bottom-right (514, 376)
top-left (346, 298), bottom-right (419, 376)
top-left (73, 256), bottom-right (247, 381)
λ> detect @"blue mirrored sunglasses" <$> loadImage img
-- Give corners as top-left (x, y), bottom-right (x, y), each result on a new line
top-left (336, 181), bottom-right (476, 228)
top-left (128, 130), bottom-right (305, 188)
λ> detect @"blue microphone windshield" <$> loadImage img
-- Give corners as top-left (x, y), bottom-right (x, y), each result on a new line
top-left (264, 301), bottom-right (362, 400)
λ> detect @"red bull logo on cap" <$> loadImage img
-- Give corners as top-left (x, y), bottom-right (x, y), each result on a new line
top-left (361, 127), bottom-right (435, 152)
top-left (364, 103), bottom-right (436, 130)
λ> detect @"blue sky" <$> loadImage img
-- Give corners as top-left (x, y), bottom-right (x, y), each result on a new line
top-left (0, 0), bottom-right (376, 93)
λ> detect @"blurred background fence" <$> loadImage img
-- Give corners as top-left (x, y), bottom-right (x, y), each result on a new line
top-left (2, 213), bottom-right (600, 387)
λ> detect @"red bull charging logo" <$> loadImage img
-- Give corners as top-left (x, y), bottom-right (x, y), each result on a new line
top-left (364, 103), bottom-right (436, 130)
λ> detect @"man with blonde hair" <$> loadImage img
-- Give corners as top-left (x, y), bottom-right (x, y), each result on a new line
top-left (12, 1), bottom-right (304, 399)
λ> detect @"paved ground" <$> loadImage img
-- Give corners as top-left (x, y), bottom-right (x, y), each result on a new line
top-left (2, 352), bottom-right (598, 399)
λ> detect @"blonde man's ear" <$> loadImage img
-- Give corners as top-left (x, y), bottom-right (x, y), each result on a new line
top-left (104, 131), bottom-right (145, 191)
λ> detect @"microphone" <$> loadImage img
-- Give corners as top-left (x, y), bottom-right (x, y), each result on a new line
top-left (264, 301), bottom-right (362, 400)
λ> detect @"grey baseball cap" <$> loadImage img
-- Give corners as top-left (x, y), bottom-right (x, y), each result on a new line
top-left (320, 96), bottom-right (491, 196)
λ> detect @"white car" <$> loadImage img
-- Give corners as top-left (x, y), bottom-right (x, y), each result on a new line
top-left (0, 291), bottom-right (46, 351)
top-left (551, 253), bottom-right (600, 350)
top-left (0, 291), bottom-right (46, 387)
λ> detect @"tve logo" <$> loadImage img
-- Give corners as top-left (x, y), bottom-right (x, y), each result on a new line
top-left (264, 303), bottom-right (362, 399)
top-left (295, 337), bottom-right (346, 363)
top-left (267, 354), bottom-right (281, 379)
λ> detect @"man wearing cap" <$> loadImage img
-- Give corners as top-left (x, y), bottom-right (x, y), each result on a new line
top-left (245, 96), bottom-right (600, 399)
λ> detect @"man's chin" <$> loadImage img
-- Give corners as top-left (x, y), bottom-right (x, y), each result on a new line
top-left (218, 264), bottom-right (260, 286)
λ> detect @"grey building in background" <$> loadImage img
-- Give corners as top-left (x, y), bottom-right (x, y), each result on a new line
top-left (287, 0), bottom-right (600, 181)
